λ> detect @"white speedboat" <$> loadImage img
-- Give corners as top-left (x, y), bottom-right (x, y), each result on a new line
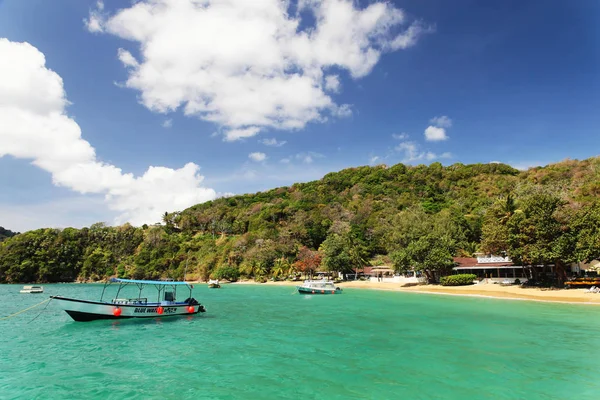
top-left (51, 278), bottom-right (206, 322)
top-left (20, 285), bottom-right (44, 294)
top-left (296, 279), bottom-right (342, 295)
top-left (208, 279), bottom-right (221, 288)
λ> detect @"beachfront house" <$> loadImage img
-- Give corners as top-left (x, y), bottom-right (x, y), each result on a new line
top-left (336, 266), bottom-right (425, 285)
top-left (570, 260), bottom-right (600, 276)
top-left (366, 266), bottom-right (425, 285)
top-left (452, 254), bottom-right (530, 284)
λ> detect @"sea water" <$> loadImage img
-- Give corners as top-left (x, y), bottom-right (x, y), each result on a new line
top-left (1, 283), bottom-right (600, 399)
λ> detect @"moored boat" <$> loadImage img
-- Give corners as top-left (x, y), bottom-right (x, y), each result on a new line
top-left (208, 279), bottom-right (221, 288)
top-left (51, 278), bottom-right (206, 322)
top-left (20, 285), bottom-right (44, 294)
top-left (297, 279), bottom-right (342, 295)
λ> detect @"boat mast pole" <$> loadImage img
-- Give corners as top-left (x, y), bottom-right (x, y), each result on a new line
top-left (100, 280), bottom-right (111, 301)
top-left (114, 282), bottom-right (129, 300)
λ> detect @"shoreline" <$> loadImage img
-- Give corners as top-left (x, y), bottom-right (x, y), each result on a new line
top-left (8, 280), bottom-right (600, 305)
top-left (231, 280), bottom-right (600, 305)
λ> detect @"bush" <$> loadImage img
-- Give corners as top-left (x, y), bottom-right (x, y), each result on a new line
top-left (211, 265), bottom-right (240, 282)
top-left (440, 274), bottom-right (477, 286)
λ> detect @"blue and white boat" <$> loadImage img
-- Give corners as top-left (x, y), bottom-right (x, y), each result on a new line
top-left (296, 279), bottom-right (342, 295)
top-left (20, 285), bottom-right (44, 294)
top-left (51, 278), bottom-right (206, 322)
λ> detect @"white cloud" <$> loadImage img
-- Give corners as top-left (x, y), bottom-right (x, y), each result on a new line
top-left (429, 115), bottom-right (452, 128)
top-left (395, 141), bottom-right (451, 164)
top-left (333, 103), bottom-right (353, 118)
top-left (424, 125), bottom-right (448, 141)
top-left (324, 75), bottom-right (340, 93)
top-left (117, 48), bottom-right (139, 68)
top-left (0, 38), bottom-right (216, 226)
top-left (369, 155), bottom-right (380, 165)
top-left (389, 22), bottom-right (433, 50)
top-left (84, 1), bottom-right (106, 33)
top-left (392, 132), bottom-right (409, 140)
top-left (224, 127), bottom-right (261, 142)
top-left (295, 151), bottom-right (324, 164)
top-left (261, 138), bottom-right (286, 147)
top-left (510, 161), bottom-right (543, 171)
top-left (395, 141), bottom-right (421, 163)
top-left (277, 151), bottom-right (324, 165)
top-left (87, 0), bottom-right (428, 140)
top-left (249, 152), bottom-right (267, 162)
top-left (162, 118), bottom-right (172, 128)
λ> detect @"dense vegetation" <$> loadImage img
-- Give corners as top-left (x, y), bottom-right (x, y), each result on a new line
top-left (0, 226), bottom-right (18, 242)
top-left (440, 274), bottom-right (477, 286)
top-left (1, 158), bottom-right (600, 284)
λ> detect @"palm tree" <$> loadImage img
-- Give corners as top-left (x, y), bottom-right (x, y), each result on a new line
top-left (272, 257), bottom-right (289, 280)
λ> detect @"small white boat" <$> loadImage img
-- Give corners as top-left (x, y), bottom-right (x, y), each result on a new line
top-left (296, 279), bottom-right (342, 295)
top-left (51, 278), bottom-right (206, 322)
top-left (208, 279), bottom-right (221, 288)
top-left (20, 285), bottom-right (44, 294)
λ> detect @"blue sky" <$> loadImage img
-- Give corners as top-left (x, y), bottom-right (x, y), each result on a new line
top-left (0, 0), bottom-right (598, 232)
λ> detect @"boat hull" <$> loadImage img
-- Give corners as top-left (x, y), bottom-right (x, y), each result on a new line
top-left (297, 286), bottom-right (342, 294)
top-left (50, 296), bottom-right (206, 322)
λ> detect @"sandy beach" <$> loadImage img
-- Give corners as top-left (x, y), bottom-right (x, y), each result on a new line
top-left (231, 280), bottom-right (600, 305)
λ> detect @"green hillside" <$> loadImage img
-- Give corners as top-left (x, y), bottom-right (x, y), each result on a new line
top-left (0, 226), bottom-right (18, 242)
top-left (1, 158), bottom-right (600, 284)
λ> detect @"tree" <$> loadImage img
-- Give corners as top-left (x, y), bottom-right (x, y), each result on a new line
top-left (294, 246), bottom-right (321, 279)
top-left (272, 257), bottom-right (290, 279)
top-left (569, 203), bottom-right (600, 265)
top-left (320, 231), bottom-right (368, 277)
top-left (1, 158), bottom-right (599, 285)
top-left (0, 226), bottom-right (18, 242)
top-left (504, 189), bottom-right (569, 284)
top-left (81, 248), bottom-right (115, 281)
top-left (480, 196), bottom-right (515, 255)
top-left (391, 234), bottom-right (456, 283)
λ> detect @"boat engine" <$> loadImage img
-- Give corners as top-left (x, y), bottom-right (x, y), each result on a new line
top-left (184, 297), bottom-right (199, 305)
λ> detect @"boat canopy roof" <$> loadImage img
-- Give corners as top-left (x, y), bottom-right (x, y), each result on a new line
top-left (110, 278), bottom-right (192, 286)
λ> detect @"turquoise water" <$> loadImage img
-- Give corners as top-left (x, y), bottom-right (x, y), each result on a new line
top-left (1, 284), bottom-right (600, 399)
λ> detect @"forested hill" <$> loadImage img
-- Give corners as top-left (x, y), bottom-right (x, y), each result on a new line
top-left (1, 158), bottom-right (600, 284)
top-left (0, 226), bottom-right (18, 242)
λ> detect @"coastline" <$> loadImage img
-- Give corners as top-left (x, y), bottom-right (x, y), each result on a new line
top-left (231, 280), bottom-right (600, 305)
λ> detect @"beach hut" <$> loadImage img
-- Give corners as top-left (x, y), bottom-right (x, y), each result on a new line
top-left (370, 266), bottom-right (394, 282)
top-left (367, 266), bottom-right (424, 284)
top-left (452, 254), bottom-right (534, 284)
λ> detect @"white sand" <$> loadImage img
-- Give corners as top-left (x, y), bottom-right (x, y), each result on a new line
top-left (229, 279), bottom-right (600, 305)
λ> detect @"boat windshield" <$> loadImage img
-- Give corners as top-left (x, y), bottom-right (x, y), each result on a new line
top-left (304, 280), bottom-right (335, 288)
top-left (101, 278), bottom-right (194, 304)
